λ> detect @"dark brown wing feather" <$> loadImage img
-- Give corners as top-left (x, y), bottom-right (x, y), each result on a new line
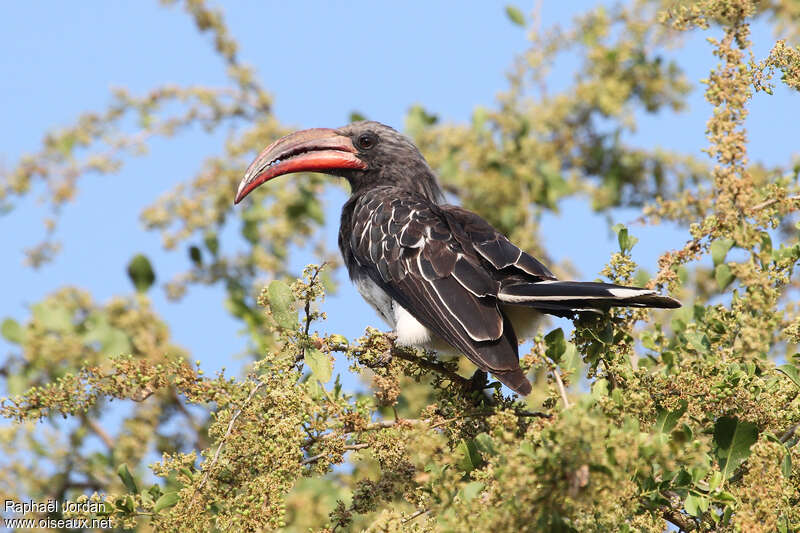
top-left (441, 206), bottom-right (556, 281)
top-left (347, 187), bottom-right (528, 392)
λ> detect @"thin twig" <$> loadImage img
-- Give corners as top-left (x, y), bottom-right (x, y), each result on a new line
top-left (401, 508), bottom-right (429, 524)
top-left (83, 415), bottom-right (115, 450)
top-left (297, 263), bottom-right (326, 364)
top-left (780, 422), bottom-right (799, 444)
top-left (197, 379), bottom-right (264, 490)
top-left (552, 368), bottom-right (571, 408)
top-left (328, 332), bottom-right (474, 390)
top-left (428, 409), bottom-right (550, 430)
top-left (170, 389), bottom-right (207, 449)
top-left (303, 408), bottom-right (549, 449)
top-left (749, 194), bottom-right (800, 212)
top-left (601, 359), bottom-right (619, 390)
top-left (302, 443), bottom-right (369, 465)
top-left (389, 348), bottom-right (472, 390)
top-left (661, 507), bottom-right (697, 532)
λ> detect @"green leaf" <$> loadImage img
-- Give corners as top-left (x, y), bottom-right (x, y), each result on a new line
top-left (677, 264), bottom-right (689, 285)
top-left (457, 439), bottom-right (482, 472)
top-left (634, 268), bottom-right (651, 287)
top-left (349, 111), bottom-right (366, 122)
top-left (472, 106), bottom-right (488, 133)
top-left (713, 417), bottom-right (759, 480)
top-left (519, 441), bottom-right (535, 458)
top-left (561, 342), bottom-right (581, 374)
top-left (241, 219), bottom-right (259, 244)
top-left (105, 329), bottom-right (132, 356)
top-left (776, 364), bottom-right (800, 389)
top-left (1, 318), bottom-right (25, 344)
top-left (760, 232), bottom-right (773, 255)
top-left (474, 433), bottom-right (497, 456)
top-left (781, 449), bottom-right (792, 478)
top-left (117, 464), bottom-right (138, 494)
top-left (6, 373), bottom-right (27, 395)
top-left (710, 238), bottom-right (734, 266)
top-left (127, 254), bottom-right (156, 293)
top-left (672, 469), bottom-right (692, 488)
top-left (716, 490), bottom-right (737, 503)
top-left (83, 314), bottom-right (132, 355)
top-left (714, 264), bottom-right (734, 290)
top-left (405, 105), bottom-right (439, 139)
top-left (640, 331), bottom-right (657, 351)
top-left (32, 303), bottom-right (73, 332)
top-left (698, 494), bottom-right (709, 512)
top-left (709, 470), bottom-right (723, 491)
top-left (505, 5), bottom-right (525, 26)
top-left (654, 400), bottom-right (687, 434)
top-left (153, 491), bottom-right (180, 513)
top-left (204, 231), bottom-right (219, 256)
top-left (591, 378), bottom-right (609, 400)
top-left (306, 348), bottom-right (332, 383)
top-left (544, 328), bottom-right (566, 363)
top-left (461, 481), bottom-right (484, 502)
top-left (685, 331), bottom-right (710, 354)
top-left (267, 280), bottom-right (298, 329)
top-left (147, 483), bottom-right (163, 501)
top-left (115, 495), bottom-right (135, 514)
top-left (95, 502), bottom-right (113, 516)
top-left (188, 245), bottom-right (203, 267)
top-left (684, 492), bottom-right (700, 517)
top-left (612, 223), bottom-right (638, 253)
top-left (599, 322), bottom-right (614, 344)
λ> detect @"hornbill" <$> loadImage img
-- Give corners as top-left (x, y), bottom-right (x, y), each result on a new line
top-left (234, 121), bottom-right (680, 395)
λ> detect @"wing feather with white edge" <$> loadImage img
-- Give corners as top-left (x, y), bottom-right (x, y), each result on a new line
top-left (347, 187), bottom-right (527, 391)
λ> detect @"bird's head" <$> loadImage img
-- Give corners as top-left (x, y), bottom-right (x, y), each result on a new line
top-left (234, 121), bottom-right (443, 204)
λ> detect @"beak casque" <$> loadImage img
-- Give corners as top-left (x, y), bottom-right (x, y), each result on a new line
top-left (234, 128), bottom-right (367, 204)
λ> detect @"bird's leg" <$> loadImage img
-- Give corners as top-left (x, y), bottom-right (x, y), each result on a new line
top-left (467, 369), bottom-right (488, 391)
top-left (464, 369), bottom-right (498, 406)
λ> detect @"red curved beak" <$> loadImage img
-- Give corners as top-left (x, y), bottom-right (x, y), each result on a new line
top-left (234, 128), bottom-right (367, 204)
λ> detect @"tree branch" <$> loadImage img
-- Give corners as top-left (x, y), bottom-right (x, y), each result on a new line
top-left (749, 194), bottom-right (800, 212)
top-left (302, 408), bottom-right (549, 449)
top-left (780, 422), bottom-right (799, 444)
top-left (82, 415), bottom-right (115, 450)
top-left (552, 368), bottom-right (571, 408)
top-left (302, 443), bottom-right (369, 465)
top-left (389, 347), bottom-right (473, 390)
top-left (661, 507), bottom-right (697, 532)
top-left (296, 263), bottom-right (326, 364)
top-left (402, 508), bottom-right (429, 524)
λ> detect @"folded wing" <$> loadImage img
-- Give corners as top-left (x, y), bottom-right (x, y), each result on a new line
top-left (347, 187), bottom-right (529, 393)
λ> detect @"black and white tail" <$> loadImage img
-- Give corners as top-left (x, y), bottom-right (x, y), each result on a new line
top-left (498, 280), bottom-right (680, 316)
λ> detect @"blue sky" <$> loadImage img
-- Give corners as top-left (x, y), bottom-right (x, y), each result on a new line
top-left (1, 2), bottom-right (798, 392)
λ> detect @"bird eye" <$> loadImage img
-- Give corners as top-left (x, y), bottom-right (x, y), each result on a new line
top-left (356, 132), bottom-right (378, 150)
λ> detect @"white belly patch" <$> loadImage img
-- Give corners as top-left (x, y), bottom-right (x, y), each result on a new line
top-left (394, 304), bottom-right (433, 346)
top-left (353, 275), bottom-right (438, 348)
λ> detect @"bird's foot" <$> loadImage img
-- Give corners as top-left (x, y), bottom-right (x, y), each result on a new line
top-left (467, 369), bottom-right (488, 391)
top-left (464, 369), bottom-right (497, 406)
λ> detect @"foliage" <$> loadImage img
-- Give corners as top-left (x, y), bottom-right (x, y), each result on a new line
top-left (2, 0), bottom-right (800, 531)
